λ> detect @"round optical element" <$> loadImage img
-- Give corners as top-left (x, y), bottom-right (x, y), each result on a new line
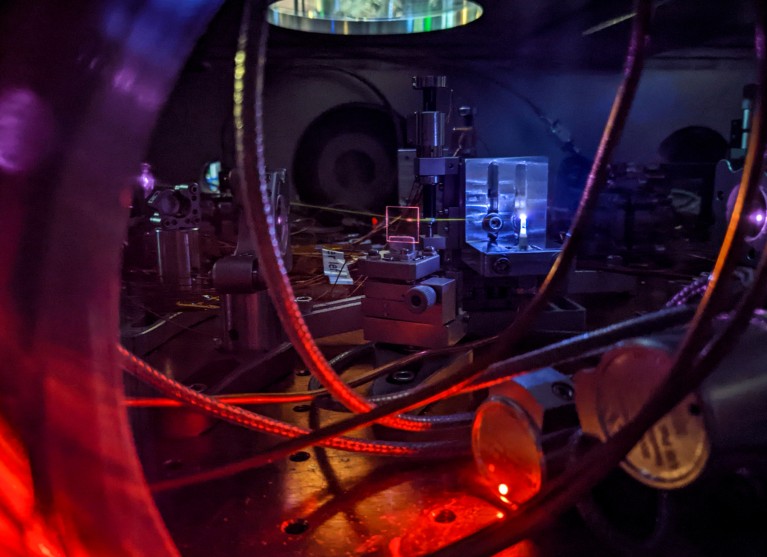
top-left (726, 184), bottom-right (767, 242)
top-left (267, 0), bottom-right (483, 35)
top-left (472, 396), bottom-right (545, 507)
top-left (577, 342), bottom-right (710, 490)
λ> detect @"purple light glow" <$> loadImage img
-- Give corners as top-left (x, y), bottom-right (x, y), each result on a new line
top-left (111, 63), bottom-right (164, 110)
top-left (0, 88), bottom-right (54, 176)
top-left (138, 163), bottom-right (155, 197)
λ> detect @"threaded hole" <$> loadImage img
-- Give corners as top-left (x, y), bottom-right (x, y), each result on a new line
top-left (281, 518), bottom-right (309, 535)
top-left (431, 509), bottom-right (457, 523)
top-left (289, 451), bottom-right (311, 462)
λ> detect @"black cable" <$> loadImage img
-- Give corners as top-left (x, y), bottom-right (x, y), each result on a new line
top-left (425, 3), bottom-right (767, 555)
top-left (232, 0), bottom-right (654, 441)
top-left (236, 0), bottom-right (441, 432)
top-left (183, 0), bottom-right (647, 489)
top-left (208, 341), bottom-right (293, 394)
top-left (127, 336), bottom-right (498, 408)
top-left (297, 0), bottom-right (655, 430)
top-left (255, 0), bottom-right (656, 438)
top-left (306, 342), bottom-right (376, 391)
top-left (481, 0), bottom-right (652, 368)
top-left (306, 342), bottom-right (474, 427)
top-left (312, 339), bottom-right (496, 392)
top-left (152, 304), bottom-right (694, 490)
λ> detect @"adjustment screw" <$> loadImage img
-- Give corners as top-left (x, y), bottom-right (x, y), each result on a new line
top-left (552, 382), bottom-right (574, 401)
top-left (492, 257), bottom-right (511, 275)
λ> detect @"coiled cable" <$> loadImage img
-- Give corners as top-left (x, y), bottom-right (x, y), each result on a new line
top-left (144, 304), bottom-right (694, 492)
top-left (234, 0), bottom-right (444, 432)
top-left (121, 344), bottom-right (469, 490)
top-left (426, 2), bottom-right (767, 554)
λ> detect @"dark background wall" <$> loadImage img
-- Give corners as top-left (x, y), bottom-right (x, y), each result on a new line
top-left (146, 0), bottom-right (756, 201)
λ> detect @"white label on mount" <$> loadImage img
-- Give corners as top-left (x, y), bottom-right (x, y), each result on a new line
top-left (322, 249), bottom-right (353, 285)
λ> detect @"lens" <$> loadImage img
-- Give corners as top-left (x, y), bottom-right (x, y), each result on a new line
top-left (472, 396), bottom-right (544, 506)
top-left (726, 185), bottom-right (767, 240)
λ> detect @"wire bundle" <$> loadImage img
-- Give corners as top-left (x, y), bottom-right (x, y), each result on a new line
top-left (128, 0), bottom-right (651, 484)
top-left (126, 304), bottom-right (693, 492)
top-left (121, 0), bottom-right (767, 554)
top-left (665, 274), bottom-right (710, 307)
top-left (427, 1), bottom-right (767, 554)
top-left (120, 344), bottom-right (469, 467)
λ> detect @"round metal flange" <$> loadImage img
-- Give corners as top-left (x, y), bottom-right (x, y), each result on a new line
top-left (267, 0), bottom-right (483, 35)
top-left (577, 341), bottom-right (710, 490)
top-left (472, 396), bottom-right (545, 507)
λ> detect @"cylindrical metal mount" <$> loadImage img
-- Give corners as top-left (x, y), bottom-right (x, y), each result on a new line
top-left (575, 320), bottom-right (767, 490)
top-left (415, 111), bottom-right (445, 158)
top-left (472, 368), bottom-right (578, 507)
top-left (222, 290), bottom-right (284, 352)
top-left (412, 75), bottom-right (447, 111)
top-left (212, 254), bottom-right (260, 294)
top-left (156, 228), bottom-right (200, 289)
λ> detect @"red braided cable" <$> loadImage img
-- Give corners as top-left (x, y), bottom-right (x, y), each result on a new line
top-left (233, 3), bottom-right (431, 432)
top-left (119, 345), bottom-right (467, 458)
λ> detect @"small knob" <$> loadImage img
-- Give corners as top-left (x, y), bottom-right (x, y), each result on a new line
top-left (482, 213), bottom-right (504, 233)
top-left (405, 285), bottom-right (437, 314)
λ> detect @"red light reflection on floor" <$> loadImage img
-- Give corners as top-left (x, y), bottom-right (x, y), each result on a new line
top-left (0, 410), bottom-right (69, 557)
top-left (389, 493), bottom-right (539, 557)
